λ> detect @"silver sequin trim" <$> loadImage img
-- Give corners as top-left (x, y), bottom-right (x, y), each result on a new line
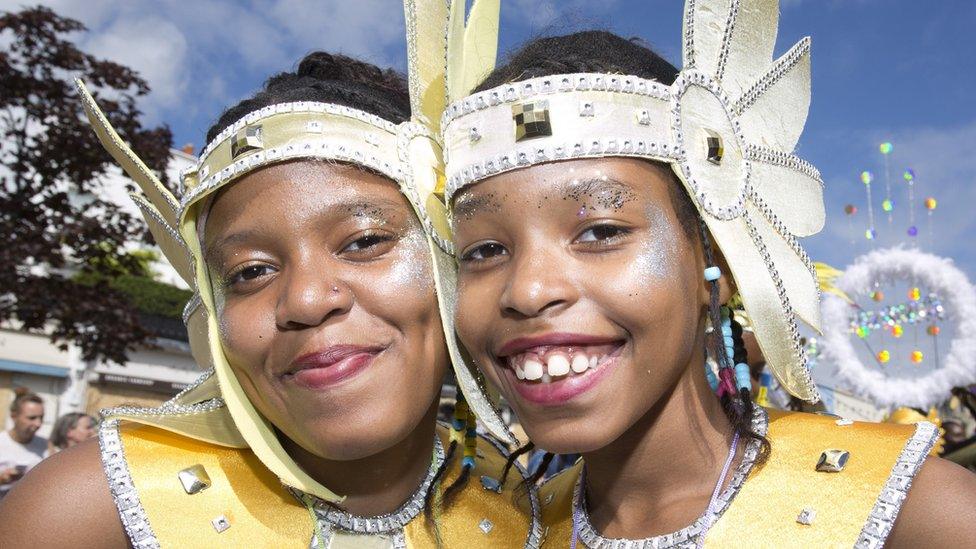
top-left (713, 0), bottom-right (740, 83)
top-left (98, 419), bottom-right (160, 548)
top-left (573, 409), bottom-right (767, 548)
top-left (854, 421), bottom-right (938, 548)
top-left (744, 144), bottom-right (822, 184)
top-left (732, 37), bottom-right (811, 117)
top-left (298, 436), bottom-right (444, 545)
top-left (479, 429), bottom-right (545, 549)
top-left (441, 72), bottom-right (672, 130)
top-left (100, 369), bottom-right (223, 419)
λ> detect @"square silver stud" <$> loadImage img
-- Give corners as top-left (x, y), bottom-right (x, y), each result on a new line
top-left (704, 129), bottom-right (724, 165)
top-left (177, 464), bottom-right (211, 495)
top-left (478, 518), bottom-right (493, 534)
top-left (796, 508), bottom-right (816, 525)
top-left (211, 515), bottom-right (231, 533)
top-left (305, 120), bottom-right (324, 133)
top-left (636, 109), bottom-right (651, 126)
top-left (544, 493), bottom-right (555, 505)
top-left (512, 100), bottom-right (552, 142)
top-left (231, 125), bottom-right (263, 159)
top-left (816, 449), bottom-right (850, 473)
top-left (579, 101), bottom-right (595, 117)
top-left (835, 418), bottom-right (854, 426)
top-left (469, 127), bottom-right (482, 144)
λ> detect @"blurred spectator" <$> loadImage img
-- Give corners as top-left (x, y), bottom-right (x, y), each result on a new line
top-left (0, 389), bottom-right (47, 499)
top-left (49, 413), bottom-right (96, 453)
top-left (943, 419), bottom-right (968, 447)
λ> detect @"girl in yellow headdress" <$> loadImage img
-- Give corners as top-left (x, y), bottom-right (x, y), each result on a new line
top-left (0, 6), bottom-right (541, 545)
top-left (409, 0), bottom-right (976, 546)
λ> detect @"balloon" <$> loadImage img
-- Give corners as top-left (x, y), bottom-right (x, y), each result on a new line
top-left (924, 197), bottom-right (937, 210)
top-left (845, 204), bottom-right (857, 215)
top-left (877, 349), bottom-right (891, 363)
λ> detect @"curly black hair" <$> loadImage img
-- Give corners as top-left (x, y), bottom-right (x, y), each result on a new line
top-left (204, 51), bottom-right (410, 145)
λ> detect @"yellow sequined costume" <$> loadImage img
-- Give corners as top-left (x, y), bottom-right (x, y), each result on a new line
top-left (540, 410), bottom-right (938, 548)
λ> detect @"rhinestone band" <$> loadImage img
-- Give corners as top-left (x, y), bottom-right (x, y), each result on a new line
top-left (854, 421), bottom-right (938, 548)
top-left (99, 419), bottom-right (160, 548)
top-left (732, 37), bottom-right (811, 117)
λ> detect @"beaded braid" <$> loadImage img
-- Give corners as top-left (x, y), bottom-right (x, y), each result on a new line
top-left (701, 222), bottom-right (770, 463)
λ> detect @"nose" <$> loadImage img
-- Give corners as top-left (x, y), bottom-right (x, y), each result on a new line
top-left (499, 245), bottom-right (577, 318)
top-left (275, 259), bottom-right (354, 330)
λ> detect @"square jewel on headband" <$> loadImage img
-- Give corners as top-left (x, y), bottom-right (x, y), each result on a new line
top-left (231, 124), bottom-right (263, 159)
top-left (512, 100), bottom-right (552, 142)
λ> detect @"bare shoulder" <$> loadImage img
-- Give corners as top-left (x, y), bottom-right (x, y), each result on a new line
top-left (886, 456), bottom-right (976, 547)
top-left (0, 437), bottom-right (128, 548)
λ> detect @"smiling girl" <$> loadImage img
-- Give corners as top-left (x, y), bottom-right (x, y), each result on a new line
top-left (434, 0), bottom-right (976, 546)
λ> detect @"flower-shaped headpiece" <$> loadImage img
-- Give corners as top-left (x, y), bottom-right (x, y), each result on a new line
top-left (433, 0), bottom-right (826, 401)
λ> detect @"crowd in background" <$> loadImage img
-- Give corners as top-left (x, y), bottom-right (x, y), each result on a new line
top-left (0, 388), bottom-right (95, 499)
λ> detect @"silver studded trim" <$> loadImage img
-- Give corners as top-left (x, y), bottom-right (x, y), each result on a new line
top-left (683, 0), bottom-right (697, 68)
top-left (445, 138), bottom-right (679, 203)
top-left (100, 369), bottom-right (223, 419)
top-left (300, 436), bottom-right (444, 542)
top-left (713, 0), bottom-right (741, 83)
top-left (741, 210), bottom-right (820, 400)
top-left (75, 84), bottom-right (181, 219)
top-left (440, 72), bottom-right (672, 130)
top-left (181, 138), bottom-right (406, 217)
top-left (732, 37), bottom-right (811, 117)
top-left (574, 409), bottom-right (767, 548)
top-left (98, 419), bottom-right (160, 549)
top-left (198, 102), bottom-right (398, 164)
top-left (744, 144), bottom-right (822, 184)
top-left (670, 68), bottom-right (752, 222)
top-left (182, 291), bottom-right (203, 326)
top-left (854, 421), bottom-right (938, 549)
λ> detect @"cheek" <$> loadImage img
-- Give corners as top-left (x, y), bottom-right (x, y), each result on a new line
top-left (216, 294), bottom-right (277, 376)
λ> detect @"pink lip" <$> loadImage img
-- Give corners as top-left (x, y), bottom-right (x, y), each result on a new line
top-left (497, 332), bottom-right (622, 357)
top-left (506, 354), bottom-right (620, 406)
top-left (285, 345), bottom-right (384, 390)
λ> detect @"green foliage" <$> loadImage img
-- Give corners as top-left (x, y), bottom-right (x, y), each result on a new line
top-left (75, 272), bottom-right (192, 320)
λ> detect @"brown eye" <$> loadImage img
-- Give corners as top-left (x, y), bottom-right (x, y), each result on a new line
top-left (340, 231), bottom-right (397, 259)
top-left (226, 263), bottom-right (276, 289)
top-left (460, 241), bottom-right (508, 262)
top-left (576, 224), bottom-right (630, 243)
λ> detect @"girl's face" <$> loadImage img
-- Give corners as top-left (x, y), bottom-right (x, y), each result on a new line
top-left (452, 158), bottom-right (712, 453)
top-left (204, 160), bottom-right (447, 461)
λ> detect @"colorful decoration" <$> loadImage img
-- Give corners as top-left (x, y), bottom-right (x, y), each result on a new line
top-left (870, 290), bottom-right (884, 302)
top-left (877, 350), bottom-right (890, 364)
top-left (909, 287), bottom-right (921, 301)
top-left (911, 351), bottom-right (924, 364)
top-left (856, 326), bottom-right (870, 338)
top-left (927, 325), bottom-right (940, 336)
top-left (879, 142), bottom-right (894, 224)
top-left (904, 169), bottom-right (917, 241)
top-left (844, 204), bottom-right (857, 215)
top-left (892, 325), bottom-right (904, 338)
top-left (849, 294), bottom-right (943, 335)
top-left (907, 226), bottom-right (918, 237)
top-left (861, 171), bottom-right (877, 242)
top-left (924, 197), bottom-right (937, 210)
top-left (821, 247), bottom-right (976, 408)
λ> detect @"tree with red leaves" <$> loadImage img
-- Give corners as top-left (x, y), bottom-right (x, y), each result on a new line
top-left (0, 6), bottom-right (173, 363)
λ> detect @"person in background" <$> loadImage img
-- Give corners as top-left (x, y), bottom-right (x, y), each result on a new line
top-left (0, 389), bottom-right (46, 499)
top-left (48, 413), bottom-right (96, 453)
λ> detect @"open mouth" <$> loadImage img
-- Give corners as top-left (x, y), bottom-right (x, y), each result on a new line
top-left (506, 343), bottom-right (621, 382)
top-left (496, 334), bottom-right (625, 405)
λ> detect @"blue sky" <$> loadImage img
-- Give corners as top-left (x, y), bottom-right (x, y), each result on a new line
top-left (7, 0), bottom-right (975, 278)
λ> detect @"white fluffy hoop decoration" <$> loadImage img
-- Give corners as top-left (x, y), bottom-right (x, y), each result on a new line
top-left (821, 247), bottom-right (976, 408)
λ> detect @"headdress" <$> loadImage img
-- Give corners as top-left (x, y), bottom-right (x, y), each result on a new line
top-left (420, 0), bottom-right (827, 401)
top-left (75, 5), bottom-right (513, 503)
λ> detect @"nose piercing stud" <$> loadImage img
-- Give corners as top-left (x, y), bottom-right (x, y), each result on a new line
top-left (332, 286), bottom-right (340, 293)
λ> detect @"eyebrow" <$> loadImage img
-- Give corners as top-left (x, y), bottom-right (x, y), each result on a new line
top-left (563, 176), bottom-right (637, 209)
top-left (203, 197), bottom-right (405, 265)
top-left (452, 190), bottom-right (502, 220)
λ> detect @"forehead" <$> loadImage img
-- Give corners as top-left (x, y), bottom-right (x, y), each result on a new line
top-left (451, 157), bottom-right (672, 215)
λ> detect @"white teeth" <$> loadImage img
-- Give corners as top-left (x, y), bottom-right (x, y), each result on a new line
top-left (571, 354), bottom-right (590, 373)
top-left (523, 359), bottom-right (544, 381)
top-left (515, 363), bottom-right (526, 380)
top-left (547, 355), bottom-right (571, 377)
top-left (589, 356), bottom-right (599, 369)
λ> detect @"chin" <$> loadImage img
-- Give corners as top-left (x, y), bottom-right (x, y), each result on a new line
top-left (520, 414), bottom-right (620, 455)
